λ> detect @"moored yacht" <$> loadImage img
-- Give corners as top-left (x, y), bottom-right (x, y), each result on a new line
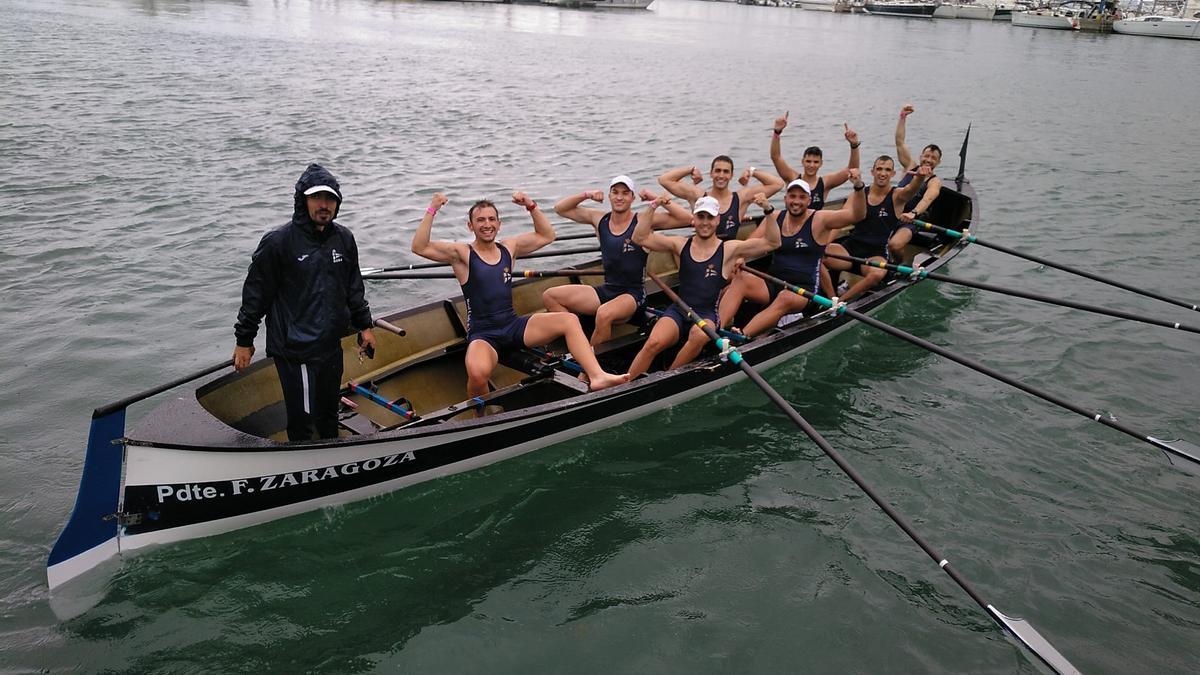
top-left (934, 1), bottom-right (998, 19)
top-left (1113, 13), bottom-right (1200, 38)
top-left (864, 0), bottom-right (939, 16)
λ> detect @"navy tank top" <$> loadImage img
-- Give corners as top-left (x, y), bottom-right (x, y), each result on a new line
top-left (713, 192), bottom-right (741, 241)
top-left (679, 237), bottom-right (729, 316)
top-left (769, 212), bottom-right (824, 285)
top-left (851, 188), bottom-right (900, 246)
top-left (598, 212), bottom-right (647, 291)
top-left (461, 245), bottom-right (517, 333)
top-left (809, 177), bottom-right (826, 212)
top-left (896, 170), bottom-right (935, 214)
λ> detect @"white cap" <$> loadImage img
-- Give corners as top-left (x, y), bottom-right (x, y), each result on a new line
top-left (786, 179), bottom-right (812, 196)
top-left (303, 185), bottom-right (341, 198)
top-left (609, 175), bottom-right (637, 193)
top-left (694, 196), bottom-right (720, 216)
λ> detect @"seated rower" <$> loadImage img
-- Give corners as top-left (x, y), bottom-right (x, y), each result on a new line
top-left (658, 156), bottom-right (784, 241)
top-left (626, 194), bottom-right (781, 379)
top-left (823, 157), bottom-right (930, 304)
top-left (768, 111), bottom-right (861, 213)
top-left (544, 176), bottom-right (691, 346)
top-left (411, 191), bottom-right (629, 400)
top-left (888, 103), bottom-right (944, 259)
top-left (719, 171), bottom-right (866, 337)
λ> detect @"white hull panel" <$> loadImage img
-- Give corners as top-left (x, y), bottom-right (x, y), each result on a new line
top-left (1113, 18), bottom-right (1200, 39)
top-left (1011, 12), bottom-right (1077, 29)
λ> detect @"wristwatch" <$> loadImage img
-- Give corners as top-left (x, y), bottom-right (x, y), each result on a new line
top-left (762, 205), bottom-right (775, 214)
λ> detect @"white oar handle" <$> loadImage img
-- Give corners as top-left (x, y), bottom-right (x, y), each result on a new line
top-left (374, 319), bottom-right (407, 337)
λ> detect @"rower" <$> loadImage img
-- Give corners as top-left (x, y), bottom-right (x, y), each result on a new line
top-left (823, 157), bottom-right (930, 304)
top-left (719, 171), bottom-right (867, 337)
top-left (625, 194), bottom-right (781, 378)
top-left (411, 191), bottom-right (628, 402)
top-left (544, 176), bottom-right (691, 346)
top-left (768, 111), bottom-right (861, 213)
top-left (658, 156), bottom-right (784, 241)
top-left (888, 103), bottom-right (944, 259)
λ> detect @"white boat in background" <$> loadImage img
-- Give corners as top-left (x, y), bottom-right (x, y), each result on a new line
top-left (1011, 1), bottom-right (1097, 28)
top-left (994, 2), bottom-right (1018, 19)
top-left (864, 0), bottom-right (939, 16)
top-left (540, 0), bottom-right (655, 7)
top-left (934, 1), bottom-right (998, 19)
top-left (1113, 14), bottom-right (1200, 37)
top-left (800, 0), bottom-right (839, 10)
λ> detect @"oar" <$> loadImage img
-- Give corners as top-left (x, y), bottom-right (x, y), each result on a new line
top-left (346, 382), bottom-right (417, 420)
top-left (362, 245), bottom-right (602, 276)
top-left (914, 219), bottom-right (1200, 313)
top-left (742, 266), bottom-right (1200, 476)
top-left (645, 271), bottom-right (1080, 675)
top-left (644, 306), bottom-right (750, 343)
top-left (364, 268), bottom-right (605, 281)
top-left (824, 252), bottom-right (1200, 335)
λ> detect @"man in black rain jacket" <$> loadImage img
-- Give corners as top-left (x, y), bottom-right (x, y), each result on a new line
top-left (233, 163), bottom-right (375, 441)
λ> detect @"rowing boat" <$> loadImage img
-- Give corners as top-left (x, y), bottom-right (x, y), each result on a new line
top-left (46, 158), bottom-right (976, 610)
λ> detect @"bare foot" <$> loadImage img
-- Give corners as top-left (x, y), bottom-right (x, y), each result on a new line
top-left (588, 371), bottom-right (630, 391)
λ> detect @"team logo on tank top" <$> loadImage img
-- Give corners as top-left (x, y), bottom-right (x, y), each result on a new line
top-left (502, 267), bottom-right (511, 284)
top-left (704, 263), bottom-right (718, 278)
top-left (877, 206), bottom-right (889, 218)
top-left (622, 237), bottom-right (637, 253)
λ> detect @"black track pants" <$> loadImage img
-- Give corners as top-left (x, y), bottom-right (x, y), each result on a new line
top-left (273, 349), bottom-right (344, 441)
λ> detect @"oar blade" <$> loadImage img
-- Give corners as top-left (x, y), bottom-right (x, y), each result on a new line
top-left (1148, 437), bottom-right (1200, 477)
top-left (988, 606), bottom-right (1081, 675)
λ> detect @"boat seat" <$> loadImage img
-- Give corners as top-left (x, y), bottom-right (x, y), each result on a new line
top-left (338, 412), bottom-right (378, 436)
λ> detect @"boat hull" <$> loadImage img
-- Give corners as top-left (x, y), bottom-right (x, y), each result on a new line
top-left (864, 1), bottom-right (938, 17)
top-left (48, 179), bottom-right (976, 603)
top-left (933, 4), bottom-right (996, 20)
top-left (1011, 11), bottom-right (1078, 28)
top-left (1113, 17), bottom-right (1200, 39)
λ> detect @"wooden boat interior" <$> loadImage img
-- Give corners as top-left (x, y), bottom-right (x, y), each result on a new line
top-left (194, 187), bottom-right (973, 443)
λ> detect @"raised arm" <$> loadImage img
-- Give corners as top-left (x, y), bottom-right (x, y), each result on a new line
top-left (554, 190), bottom-right (605, 228)
top-left (639, 188), bottom-right (692, 229)
top-left (632, 193), bottom-right (684, 255)
top-left (822, 122), bottom-right (862, 190)
top-left (410, 192), bottom-right (463, 265)
top-left (657, 165), bottom-right (705, 203)
top-left (900, 176), bottom-right (943, 224)
top-left (745, 193), bottom-right (777, 240)
top-left (815, 169), bottom-right (867, 232)
top-left (727, 206), bottom-right (780, 262)
top-left (503, 191), bottom-right (556, 259)
top-left (769, 111), bottom-right (800, 183)
top-left (736, 168), bottom-right (784, 214)
top-left (895, 104), bottom-right (916, 171)
top-left (894, 164), bottom-right (930, 205)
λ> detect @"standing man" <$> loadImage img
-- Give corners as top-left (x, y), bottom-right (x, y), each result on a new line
top-left (658, 156), bottom-right (784, 241)
top-left (768, 112), bottom-right (861, 213)
top-left (545, 176), bottom-right (691, 346)
top-left (411, 191), bottom-right (628, 399)
top-left (823, 156), bottom-right (930, 303)
top-left (718, 171), bottom-right (866, 337)
top-left (625, 194), bottom-right (781, 379)
top-left (889, 103), bottom-right (944, 257)
top-left (233, 163), bottom-right (376, 442)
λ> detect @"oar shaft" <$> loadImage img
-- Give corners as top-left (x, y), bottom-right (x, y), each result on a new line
top-left (743, 264), bottom-right (1200, 474)
top-left (915, 219), bottom-right (1200, 313)
top-left (824, 252), bottom-right (1200, 335)
top-left (843, 307), bottom-right (1182, 460)
top-left (364, 268), bottom-right (605, 280)
top-left (645, 271), bottom-right (1077, 674)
